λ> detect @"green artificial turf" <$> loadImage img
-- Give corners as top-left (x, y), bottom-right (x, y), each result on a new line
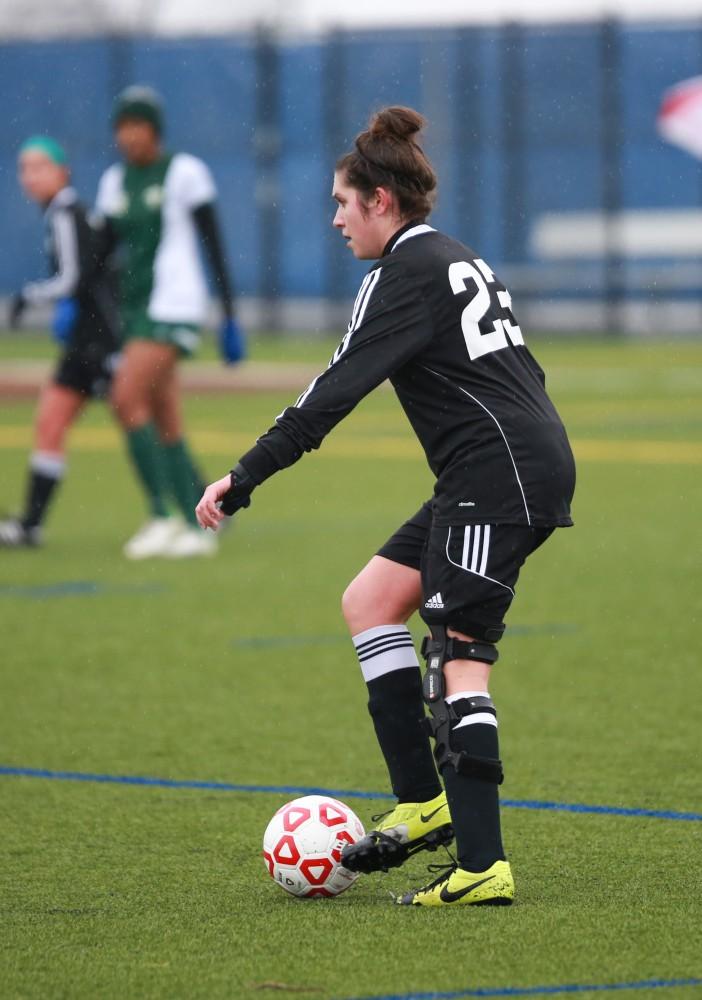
top-left (1, 337), bottom-right (701, 1000)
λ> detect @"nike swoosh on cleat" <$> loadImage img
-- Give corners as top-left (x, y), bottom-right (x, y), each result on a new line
top-left (439, 875), bottom-right (495, 903)
top-left (419, 805), bottom-right (446, 823)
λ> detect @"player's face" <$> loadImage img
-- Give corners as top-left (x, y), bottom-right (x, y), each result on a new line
top-left (18, 151), bottom-right (68, 204)
top-left (115, 119), bottom-right (160, 165)
top-left (332, 172), bottom-right (388, 260)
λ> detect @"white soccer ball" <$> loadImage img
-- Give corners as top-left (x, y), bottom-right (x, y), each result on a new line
top-left (262, 794), bottom-right (365, 898)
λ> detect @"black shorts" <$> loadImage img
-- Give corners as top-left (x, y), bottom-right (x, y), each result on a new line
top-left (54, 347), bottom-right (117, 399)
top-left (377, 501), bottom-right (553, 643)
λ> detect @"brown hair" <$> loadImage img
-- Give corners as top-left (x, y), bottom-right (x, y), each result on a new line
top-left (336, 106), bottom-right (437, 219)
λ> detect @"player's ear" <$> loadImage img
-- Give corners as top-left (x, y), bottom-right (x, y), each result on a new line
top-left (374, 185), bottom-right (395, 216)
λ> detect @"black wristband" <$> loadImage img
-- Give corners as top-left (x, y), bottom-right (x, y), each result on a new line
top-left (218, 461), bottom-right (255, 516)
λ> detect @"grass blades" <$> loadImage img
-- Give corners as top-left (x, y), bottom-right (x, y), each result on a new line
top-left (1, 337), bottom-right (701, 1000)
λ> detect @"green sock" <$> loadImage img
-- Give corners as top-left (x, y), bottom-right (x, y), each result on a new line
top-left (163, 439), bottom-right (201, 526)
top-left (126, 424), bottom-right (170, 519)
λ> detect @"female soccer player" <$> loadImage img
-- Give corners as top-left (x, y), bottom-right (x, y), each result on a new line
top-left (197, 106), bottom-right (576, 907)
top-left (1, 137), bottom-right (119, 547)
top-left (94, 85), bottom-right (244, 559)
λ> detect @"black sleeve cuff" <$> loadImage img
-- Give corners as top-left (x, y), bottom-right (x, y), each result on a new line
top-left (237, 431), bottom-right (304, 486)
top-left (218, 461), bottom-right (256, 516)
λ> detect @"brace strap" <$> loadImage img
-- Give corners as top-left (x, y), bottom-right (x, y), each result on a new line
top-left (420, 626), bottom-right (504, 784)
top-left (421, 707), bottom-right (504, 784)
top-left (420, 633), bottom-right (499, 706)
top-left (420, 695), bottom-right (496, 738)
top-left (421, 635), bottom-right (499, 668)
top-left (448, 696), bottom-right (497, 720)
top-left (452, 751), bottom-right (504, 783)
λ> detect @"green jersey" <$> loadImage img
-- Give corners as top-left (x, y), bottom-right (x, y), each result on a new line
top-left (95, 152), bottom-right (217, 325)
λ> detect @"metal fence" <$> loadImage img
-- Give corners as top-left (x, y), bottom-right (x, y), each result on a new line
top-left (2, 21), bottom-right (702, 333)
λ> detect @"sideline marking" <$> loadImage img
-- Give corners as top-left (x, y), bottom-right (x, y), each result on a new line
top-left (342, 978), bottom-right (702, 1000)
top-left (1, 767), bottom-right (700, 822)
top-left (0, 581), bottom-right (165, 600)
top-left (231, 625), bottom-right (578, 650)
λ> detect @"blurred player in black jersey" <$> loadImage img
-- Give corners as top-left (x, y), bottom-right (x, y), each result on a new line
top-left (197, 107), bottom-right (576, 907)
top-left (1, 137), bottom-right (119, 547)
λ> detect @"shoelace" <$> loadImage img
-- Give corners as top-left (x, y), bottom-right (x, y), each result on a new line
top-left (371, 800), bottom-right (422, 825)
top-left (417, 862), bottom-right (457, 893)
top-left (412, 842), bottom-right (458, 893)
top-left (370, 809), bottom-right (393, 824)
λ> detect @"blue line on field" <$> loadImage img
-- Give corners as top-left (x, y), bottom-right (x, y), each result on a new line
top-left (500, 624), bottom-right (579, 637)
top-left (0, 581), bottom-right (166, 600)
top-left (1, 767), bottom-right (700, 822)
top-left (499, 798), bottom-right (702, 822)
top-left (232, 634), bottom-right (348, 649)
top-left (0, 766), bottom-right (383, 799)
top-left (341, 978), bottom-right (702, 1000)
top-left (231, 624), bottom-right (578, 649)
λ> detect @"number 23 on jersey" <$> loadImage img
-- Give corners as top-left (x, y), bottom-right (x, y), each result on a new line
top-left (449, 258), bottom-right (525, 361)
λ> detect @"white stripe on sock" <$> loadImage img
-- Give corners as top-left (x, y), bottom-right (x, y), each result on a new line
top-left (446, 690), bottom-right (498, 729)
top-left (30, 451), bottom-right (66, 479)
top-left (446, 690), bottom-right (488, 703)
top-left (453, 713), bottom-right (498, 729)
top-left (352, 624), bottom-right (419, 683)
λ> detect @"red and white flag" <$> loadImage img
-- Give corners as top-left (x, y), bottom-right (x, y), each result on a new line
top-left (658, 76), bottom-right (702, 159)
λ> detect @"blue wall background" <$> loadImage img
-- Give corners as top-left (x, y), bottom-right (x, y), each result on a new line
top-left (1, 22), bottom-right (700, 308)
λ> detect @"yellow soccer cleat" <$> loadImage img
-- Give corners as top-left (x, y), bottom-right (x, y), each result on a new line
top-left (398, 859), bottom-right (514, 907)
top-left (340, 791), bottom-right (453, 874)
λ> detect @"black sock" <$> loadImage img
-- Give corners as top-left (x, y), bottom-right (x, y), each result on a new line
top-left (441, 691), bottom-right (505, 871)
top-left (353, 625), bottom-right (441, 804)
top-left (22, 453), bottom-right (65, 530)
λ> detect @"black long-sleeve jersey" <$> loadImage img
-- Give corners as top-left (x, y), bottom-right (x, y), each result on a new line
top-left (239, 222), bottom-right (575, 528)
top-left (22, 186), bottom-right (119, 353)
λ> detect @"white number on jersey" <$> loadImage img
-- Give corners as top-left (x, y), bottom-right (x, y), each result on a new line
top-left (448, 259), bottom-right (524, 361)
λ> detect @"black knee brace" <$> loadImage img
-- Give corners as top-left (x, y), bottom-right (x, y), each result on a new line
top-left (420, 625), bottom-right (504, 784)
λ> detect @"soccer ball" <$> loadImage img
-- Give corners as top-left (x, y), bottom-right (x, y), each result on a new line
top-left (262, 794), bottom-right (365, 898)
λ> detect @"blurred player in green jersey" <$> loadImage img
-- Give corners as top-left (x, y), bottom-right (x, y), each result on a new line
top-left (94, 85), bottom-right (244, 559)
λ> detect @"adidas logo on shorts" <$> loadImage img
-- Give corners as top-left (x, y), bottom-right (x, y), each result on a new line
top-left (424, 592), bottom-right (444, 609)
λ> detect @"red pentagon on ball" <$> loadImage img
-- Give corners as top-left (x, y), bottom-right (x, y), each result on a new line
top-left (300, 856), bottom-right (334, 885)
top-left (319, 802), bottom-right (347, 827)
top-left (282, 806), bottom-right (312, 832)
top-left (273, 834), bottom-right (300, 865)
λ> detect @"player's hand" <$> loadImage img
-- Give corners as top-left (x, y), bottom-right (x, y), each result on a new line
top-left (196, 475), bottom-right (233, 531)
top-left (196, 463), bottom-right (255, 529)
top-left (9, 293), bottom-right (26, 329)
top-left (219, 316), bottom-right (246, 365)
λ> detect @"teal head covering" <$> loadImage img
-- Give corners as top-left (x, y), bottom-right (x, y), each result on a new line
top-left (19, 135), bottom-right (68, 166)
top-left (112, 84), bottom-right (164, 134)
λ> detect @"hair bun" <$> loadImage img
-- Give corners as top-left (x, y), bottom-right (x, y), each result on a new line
top-left (367, 106), bottom-right (426, 142)
top-left (338, 104), bottom-right (437, 219)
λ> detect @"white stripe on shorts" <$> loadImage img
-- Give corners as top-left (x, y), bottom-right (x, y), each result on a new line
top-left (446, 527), bottom-right (514, 595)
